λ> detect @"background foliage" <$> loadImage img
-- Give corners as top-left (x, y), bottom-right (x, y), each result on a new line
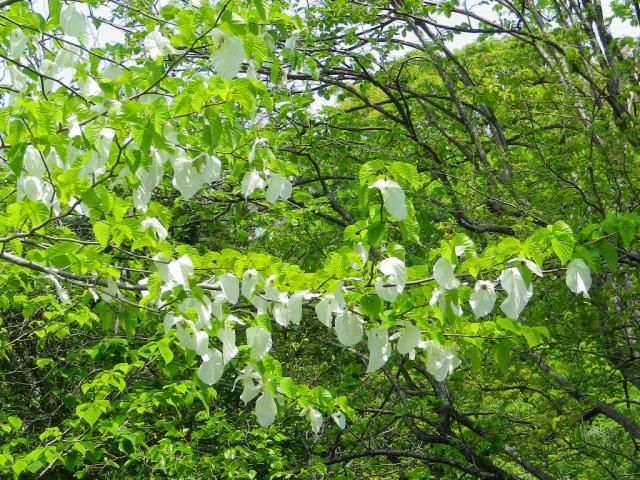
top-left (0, 0), bottom-right (639, 478)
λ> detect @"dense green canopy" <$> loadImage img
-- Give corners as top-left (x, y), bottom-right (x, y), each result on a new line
top-left (0, 0), bottom-right (639, 478)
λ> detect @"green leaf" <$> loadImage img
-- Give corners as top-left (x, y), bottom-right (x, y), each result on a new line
top-left (387, 161), bottom-right (420, 189)
top-left (549, 221), bottom-right (575, 265)
top-left (158, 338), bottom-right (174, 365)
top-left (521, 326), bottom-right (543, 348)
top-left (48, 0), bottom-right (62, 25)
top-left (253, 0), bottom-right (269, 20)
top-left (469, 347), bottom-right (482, 373)
top-left (359, 160), bottom-right (385, 185)
top-left (596, 239), bottom-right (618, 271)
top-left (76, 403), bottom-right (106, 427)
top-left (7, 416), bottom-right (22, 430)
top-left (618, 215), bottom-right (636, 249)
top-left (92, 221), bottom-right (111, 250)
top-left (279, 377), bottom-right (297, 398)
top-left (493, 340), bottom-right (511, 371)
top-left (367, 221), bottom-right (385, 245)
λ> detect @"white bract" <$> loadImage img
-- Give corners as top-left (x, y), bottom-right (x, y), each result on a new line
top-left (366, 328), bottom-right (391, 373)
top-left (198, 348), bottom-right (225, 385)
top-left (566, 258), bottom-right (592, 298)
top-left (369, 179), bottom-right (408, 220)
top-left (46, 149), bottom-right (64, 170)
top-left (265, 174), bottom-right (293, 203)
top-left (55, 40), bottom-right (83, 69)
top-left (272, 294), bottom-right (290, 327)
top-left (353, 242), bottom-right (368, 269)
top-left (469, 280), bottom-right (497, 318)
top-left (141, 217), bottom-right (168, 240)
top-left (60, 4), bottom-right (88, 39)
top-left (246, 326), bottom-right (272, 361)
top-left (509, 257), bottom-right (544, 278)
top-left (175, 319), bottom-right (207, 353)
top-left (334, 311), bottom-right (363, 346)
top-left (255, 390), bottom-right (277, 427)
top-left (144, 28), bottom-right (175, 59)
top-left (332, 411), bottom-right (346, 429)
top-left (499, 267), bottom-right (533, 320)
top-left (24, 145), bottom-right (45, 177)
top-left (250, 295), bottom-right (270, 315)
top-left (308, 408), bottom-right (323, 434)
top-left (217, 274), bottom-right (240, 304)
top-left (179, 297), bottom-right (213, 329)
top-left (134, 148), bottom-right (166, 211)
top-left (8, 66), bottom-right (28, 92)
top-left (172, 155), bottom-right (220, 200)
top-left (247, 138), bottom-right (269, 163)
top-left (79, 77), bottom-right (101, 97)
top-left (315, 295), bottom-right (340, 328)
top-left (242, 269), bottom-right (261, 299)
top-left (155, 254), bottom-right (194, 290)
top-left (83, 128), bottom-right (115, 176)
top-left (391, 322), bottom-right (421, 358)
top-left (163, 313), bottom-right (181, 333)
top-left (276, 291), bottom-right (306, 326)
top-left (19, 176), bottom-right (44, 202)
top-left (375, 257), bottom-right (406, 302)
top-left (433, 257), bottom-right (461, 290)
top-left (217, 325), bottom-right (239, 364)
top-left (429, 286), bottom-right (463, 317)
top-left (9, 29), bottom-right (28, 58)
top-left (423, 340), bottom-right (461, 382)
top-left (241, 170), bottom-right (266, 197)
top-left (238, 369), bottom-right (261, 404)
top-left (263, 275), bottom-right (280, 302)
top-left (210, 29), bottom-right (245, 79)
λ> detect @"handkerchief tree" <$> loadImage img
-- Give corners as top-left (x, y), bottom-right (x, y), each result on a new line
top-left (0, 0), bottom-right (639, 478)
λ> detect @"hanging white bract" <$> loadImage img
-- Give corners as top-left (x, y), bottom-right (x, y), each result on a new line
top-left (141, 217), bottom-right (168, 241)
top-left (241, 269), bottom-right (261, 299)
top-left (217, 323), bottom-right (239, 364)
top-left (423, 340), bottom-right (461, 382)
top-left (172, 155), bottom-right (221, 200)
top-left (509, 257), bottom-right (544, 278)
top-left (433, 257), bottom-right (461, 290)
top-left (198, 348), bottom-right (225, 385)
top-left (154, 254), bottom-right (194, 291)
top-left (429, 286), bottom-right (463, 317)
top-left (134, 148), bottom-right (165, 211)
top-left (216, 274), bottom-right (240, 304)
top-left (375, 257), bottom-right (406, 302)
top-left (255, 389), bottom-right (277, 427)
top-left (265, 174), bottom-right (293, 203)
top-left (391, 322), bottom-right (421, 359)
top-left (469, 280), bottom-right (497, 318)
top-left (499, 267), bottom-right (532, 320)
top-left (566, 258), bottom-right (592, 298)
top-left (241, 170), bottom-right (266, 197)
top-left (334, 311), bottom-right (363, 346)
top-left (144, 28), bottom-right (175, 60)
top-left (369, 179), bottom-right (408, 220)
top-left (60, 4), bottom-right (88, 40)
top-left (246, 326), bottom-right (272, 361)
top-left (366, 328), bottom-right (391, 373)
top-left (210, 29), bottom-right (246, 79)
